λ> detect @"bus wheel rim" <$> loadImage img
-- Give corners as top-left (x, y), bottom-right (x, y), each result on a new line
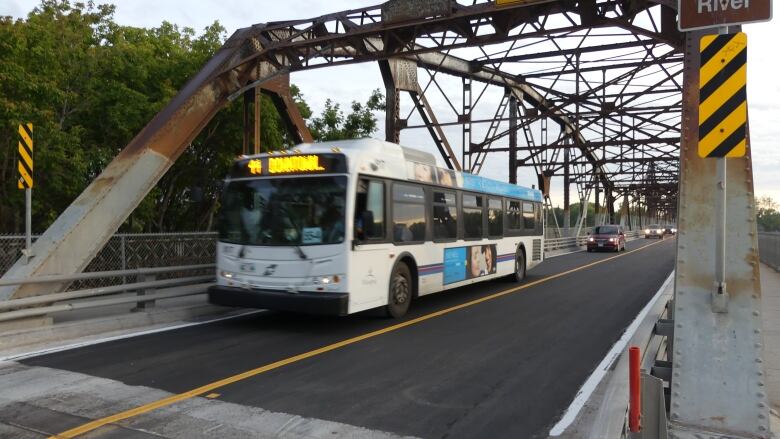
top-left (392, 276), bottom-right (409, 305)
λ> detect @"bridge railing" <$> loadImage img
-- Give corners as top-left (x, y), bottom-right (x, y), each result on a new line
top-left (758, 232), bottom-right (780, 271)
top-left (0, 264), bottom-right (215, 323)
top-left (1, 232), bottom-right (217, 289)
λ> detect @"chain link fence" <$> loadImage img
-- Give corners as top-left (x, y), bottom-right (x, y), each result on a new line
top-left (758, 232), bottom-right (780, 271)
top-left (0, 232), bottom-right (217, 289)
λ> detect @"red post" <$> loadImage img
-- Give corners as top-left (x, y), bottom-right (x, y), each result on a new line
top-left (629, 346), bottom-right (641, 432)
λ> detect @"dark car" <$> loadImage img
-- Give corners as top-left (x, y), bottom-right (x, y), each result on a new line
top-left (587, 225), bottom-right (626, 252)
top-left (663, 225), bottom-right (677, 235)
top-left (644, 224), bottom-right (664, 239)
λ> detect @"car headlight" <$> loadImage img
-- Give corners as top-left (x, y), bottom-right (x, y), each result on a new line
top-left (672, 228), bottom-right (677, 233)
top-left (644, 229), bottom-right (650, 234)
top-left (609, 237), bottom-right (616, 242)
top-left (656, 229), bottom-right (663, 234)
top-left (588, 237), bottom-right (594, 242)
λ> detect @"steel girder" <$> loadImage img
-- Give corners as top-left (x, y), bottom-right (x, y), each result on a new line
top-left (2, 0), bottom-right (685, 298)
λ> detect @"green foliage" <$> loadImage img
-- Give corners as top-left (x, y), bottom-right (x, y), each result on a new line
top-left (0, 1), bottom-right (383, 233)
top-left (309, 89), bottom-right (385, 141)
top-left (757, 196), bottom-right (780, 232)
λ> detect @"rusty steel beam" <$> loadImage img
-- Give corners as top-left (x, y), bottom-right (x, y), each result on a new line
top-left (1, 0), bottom-right (687, 303)
top-left (0, 29), bottom-right (278, 300)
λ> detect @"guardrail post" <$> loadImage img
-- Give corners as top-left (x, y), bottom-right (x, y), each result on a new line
top-left (132, 273), bottom-right (156, 311)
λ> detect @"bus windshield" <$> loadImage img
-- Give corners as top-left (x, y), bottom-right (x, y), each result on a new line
top-left (219, 176), bottom-right (347, 246)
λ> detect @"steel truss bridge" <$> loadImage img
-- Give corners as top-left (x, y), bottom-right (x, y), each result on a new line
top-left (238, 0), bottom-right (683, 232)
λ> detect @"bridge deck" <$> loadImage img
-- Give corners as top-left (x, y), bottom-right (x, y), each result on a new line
top-left (1, 239), bottom-right (675, 438)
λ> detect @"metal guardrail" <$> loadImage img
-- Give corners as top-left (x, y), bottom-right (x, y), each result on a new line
top-left (0, 264), bottom-right (215, 323)
top-left (758, 232), bottom-right (780, 271)
top-left (0, 232), bottom-right (217, 289)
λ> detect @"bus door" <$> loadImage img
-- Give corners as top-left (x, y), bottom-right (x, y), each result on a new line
top-left (352, 178), bottom-right (390, 304)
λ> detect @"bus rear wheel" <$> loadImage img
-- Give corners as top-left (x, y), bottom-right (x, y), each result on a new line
top-left (385, 262), bottom-right (412, 318)
top-left (514, 250), bottom-right (526, 282)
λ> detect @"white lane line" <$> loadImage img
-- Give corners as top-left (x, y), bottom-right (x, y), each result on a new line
top-left (0, 310), bottom-right (266, 363)
top-left (547, 270), bottom-right (675, 436)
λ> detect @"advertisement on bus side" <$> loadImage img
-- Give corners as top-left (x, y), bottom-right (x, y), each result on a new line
top-left (443, 244), bottom-right (497, 285)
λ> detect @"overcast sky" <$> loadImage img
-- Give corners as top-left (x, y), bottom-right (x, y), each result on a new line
top-left (3, 0), bottom-right (779, 207)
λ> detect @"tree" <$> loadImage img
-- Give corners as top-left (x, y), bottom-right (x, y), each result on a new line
top-left (1, 1), bottom-right (385, 233)
top-left (309, 89), bottom-right (385, 141)
top-left (757, 196), bottom-right (780, 232)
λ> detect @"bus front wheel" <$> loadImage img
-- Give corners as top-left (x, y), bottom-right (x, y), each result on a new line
top-left (514, 250), bottom-right (526, 282)
top-left (385, 262), bottom-right (412, 318)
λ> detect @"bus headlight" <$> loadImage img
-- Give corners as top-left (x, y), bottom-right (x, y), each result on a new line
top-left (313, 275), bottom-right (341, 285)
top-left (220, 271), bottom-right (235, 279)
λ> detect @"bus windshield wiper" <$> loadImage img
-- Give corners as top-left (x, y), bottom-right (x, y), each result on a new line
top-left (294, 245), bottom-right (308, 260)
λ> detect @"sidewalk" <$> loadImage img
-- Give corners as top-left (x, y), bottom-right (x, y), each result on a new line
top-left (761, 263), bottom-right (780, 434)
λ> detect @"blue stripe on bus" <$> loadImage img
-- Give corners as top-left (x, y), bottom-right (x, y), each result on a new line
top-left (461, 173), bottom-right (543, 202)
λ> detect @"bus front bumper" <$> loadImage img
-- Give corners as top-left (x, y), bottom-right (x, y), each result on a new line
top-left (208, 286), bottom-right (349, 316)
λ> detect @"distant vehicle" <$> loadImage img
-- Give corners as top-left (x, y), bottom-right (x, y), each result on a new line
top-left (208, 139), bottom-right (545, 318)
top-left (587, 225), bottom-right (626, 252)
top-left (645, 224), bottom-right (664, 239)
top-left (663, 225), bottom-right (677, 235)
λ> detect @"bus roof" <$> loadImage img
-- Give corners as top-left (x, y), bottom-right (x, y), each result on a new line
top-left (235, 138), bottom-right (543, 203)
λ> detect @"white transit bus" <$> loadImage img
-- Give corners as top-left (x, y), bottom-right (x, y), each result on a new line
top-left (208, 139), bottom-right (544, 318)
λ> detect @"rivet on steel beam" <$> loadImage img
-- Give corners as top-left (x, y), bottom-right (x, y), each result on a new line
top-left (756, 358), bottom-right (764, 363)
top-left (759, 402), bottom-right (766, 408)
top-left (758, 392), bottom-right (766, 397)
top-left (753, 311), bottom-right (760, 316)
top-left (755, 329), bottom-right (762, 334)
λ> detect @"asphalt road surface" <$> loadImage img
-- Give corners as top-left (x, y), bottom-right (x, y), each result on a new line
top-left (10, 237), bottom-right (676, 438)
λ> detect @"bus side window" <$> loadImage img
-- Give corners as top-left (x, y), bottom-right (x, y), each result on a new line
top-left (523, 202), bottom-right (535, 230)
top-left (393, 183), bottom-right (426, 242)
top-left (488, 198), bottom-right (503, 237)
top-left (355, 179), bottom-right (385, 240)
top-left (507, 200), bottom-right (523, 232)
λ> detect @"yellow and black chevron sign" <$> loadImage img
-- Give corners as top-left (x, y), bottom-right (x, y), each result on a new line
top-left (17, 123), bottom-right (33, 189)
top-left (698, 32), bottom-right (747, 158)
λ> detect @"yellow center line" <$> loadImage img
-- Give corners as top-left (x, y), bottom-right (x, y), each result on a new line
top-left (49, 238), bottom-right (670, 438)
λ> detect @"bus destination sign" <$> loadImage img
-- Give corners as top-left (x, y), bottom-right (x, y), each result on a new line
top-left (679, 0), bottom-right (772, 31)
top-left (230, 153), bottom-right (347, 178)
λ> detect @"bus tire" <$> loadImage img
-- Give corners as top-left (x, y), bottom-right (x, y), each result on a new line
top-left (385, 262), bottom-right (412, 318)
top-left (514, 249), bottom-right (526, 282)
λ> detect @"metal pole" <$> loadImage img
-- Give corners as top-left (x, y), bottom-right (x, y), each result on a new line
top-left (713, 26), bottom-right (729, 312)
top-left (24, 188), bottom-right (31, 264)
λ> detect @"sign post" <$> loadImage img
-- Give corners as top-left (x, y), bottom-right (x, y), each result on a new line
top-left (17, 123), bottom-right (34, 264)
top-left (696, 30), bottom-right (748, 311)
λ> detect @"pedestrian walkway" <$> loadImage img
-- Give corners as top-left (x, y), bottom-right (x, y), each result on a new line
top-left (761, 263), bottom-right (780, 435)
